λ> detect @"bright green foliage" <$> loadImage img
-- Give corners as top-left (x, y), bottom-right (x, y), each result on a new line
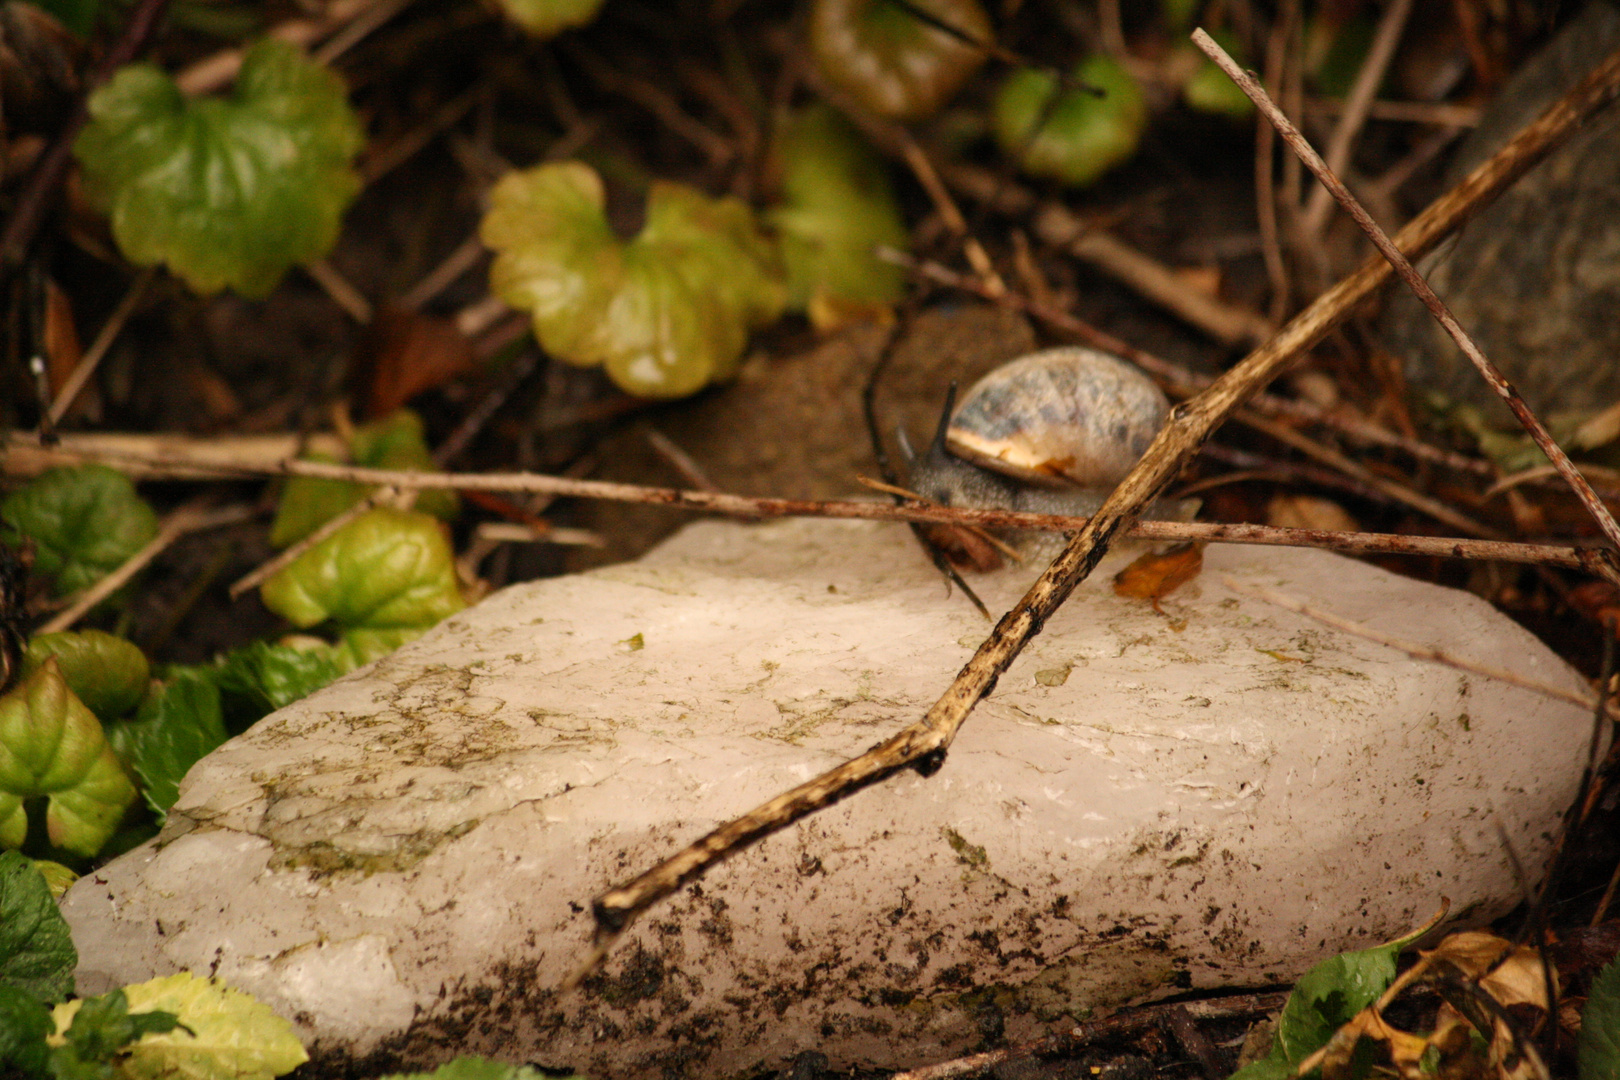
top-left (809, 0), bottom-right (991, 121)
top-left (51, 973), bottom-right (307, 1080)
top-left (1228, 924), bottom-right (1428, 1080)
top-left (120, 671), bottom-right (226, 819)
top-left (212, 642), bottom-right (340, 728)
top-left (489, 0), bottom-right (604, 37)
top-left (1182, 31), bottom-right (1253, 118)
top-left (0, 851), bottom-right (77, 1003)
top-left (0, 662), bottom-right (137, 857)
top-left (73, 39), bottom-right (363, 298)
top-left (483, 161), bottom-right (786, 398)
top-left (0, 983), bottom-right (55, 1075)
top-left (1582, 957), bottom-right (1620, 1080)
top-left (270, 409), bottom-right (457, 548)
top-left (1, 466), bottom-right (157, 597)
top-left (767, 104), bottom-right (908, 311)
top-left (24, 633), bottom-right (150, 723)
top-left (260, 509), bottom-right (464, 671)
top-left (378, 1057), bottom-right (572, 1080)
top-left (993, 56), bottom-right (1147, 187)
top-left (50, 990), bottom-right (184, 1080)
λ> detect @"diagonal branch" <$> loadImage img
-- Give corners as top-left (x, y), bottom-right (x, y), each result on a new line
top-left (1193, 28), bottom-right (1620, 565)
top-left (574, 40), bottom-right (1620, 973)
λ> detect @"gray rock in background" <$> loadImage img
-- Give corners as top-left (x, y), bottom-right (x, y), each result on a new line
top-left (62, 520), bottom-right (1593, 1078)
top-left (1384, 2), bottom-right (1620, 424)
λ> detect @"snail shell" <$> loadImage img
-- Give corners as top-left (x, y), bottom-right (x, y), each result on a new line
top-left (945, 345), bottom-right (1169, 487)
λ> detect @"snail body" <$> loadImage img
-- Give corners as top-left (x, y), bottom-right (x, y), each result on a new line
top-left (900, 345), bottom-right (1187, 570)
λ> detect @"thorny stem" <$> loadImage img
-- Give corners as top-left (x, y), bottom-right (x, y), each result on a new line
top-left (1194, 28), bottom-right (1620, 567)
top-left (576, 37), bottom-right (1620, 970)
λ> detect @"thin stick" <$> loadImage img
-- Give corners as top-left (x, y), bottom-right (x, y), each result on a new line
top-left (4, 438), bottom-right (1611, 574)
top-left (227, 487), bottom-right (403, 599)
top-left (890, 990), bottom-right (1289, 1080)
top-left (46, 268), bottom-right (155, 427)
top-left (1233, 408), bottom-right (1504, 539)
top-left (304, 259), bottom-right (373, 323)
top-left (1300, 0), bottom-right (1414, 236)
top-left (1194, 28), bottom-right (1620, 565)
top-left (38, 504), bottom-right (255, 633)
top-left (898, 136), bottom-right (1005, 296)
top-left (1219, 574), bottom-right (1616, 723)
top-left (579, 37), bottom-right (1620, 964)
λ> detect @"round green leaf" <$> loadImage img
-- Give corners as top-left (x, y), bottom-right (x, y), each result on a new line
top-left (0, 660), bottom-right (136, 857)
top-left (74, 38), bottom-right (363, 297)
top-left (767, 104), bottom-right (909, 310)
top-left (23, 631), bottom-right (150, 721)
top-left (994, 55), bottom-right (1147, 187)
top-left (483, 162), bottom-right (785, 398)
top-left (811, 0), bottom-right (991, 121)
top-left (260, 509), bottom-right (463, 659)
top-left (270, 409), bottom-right (457, 548)
top-left (1, 465), bottom-right (157, 596)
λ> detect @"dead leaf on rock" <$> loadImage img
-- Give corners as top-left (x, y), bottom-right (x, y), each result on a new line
top-left (1113, 542), bottom-right (1204, 613)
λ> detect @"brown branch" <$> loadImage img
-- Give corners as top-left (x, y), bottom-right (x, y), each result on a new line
top-left (2, 435), bottom-right (1604, 572)
top-left (39, 503), bottom-right (255, 633)
top-left (889, 990), bottom-right (1289, 1080)
top-left (1299, 0), bottom-right (1415, 236)
top-left (577, 34), bottom-right (1620, 969)
top-left (1193, 28), bottom-right (1620, 566)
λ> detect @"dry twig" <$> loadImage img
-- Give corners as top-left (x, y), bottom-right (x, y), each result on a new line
top-left (1194, 29), bottom-right (1620, 563)
top-left (39, 503), bottom-right (255, 634)
top-left (3, 439), bottom-right (1608, 574)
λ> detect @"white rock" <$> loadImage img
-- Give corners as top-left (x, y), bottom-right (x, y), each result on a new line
top-left (63, 519), bottom-right (1593, 1078)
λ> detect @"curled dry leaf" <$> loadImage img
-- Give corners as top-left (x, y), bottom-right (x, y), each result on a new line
top-left (1113, 542), bottom-right (1205, 610)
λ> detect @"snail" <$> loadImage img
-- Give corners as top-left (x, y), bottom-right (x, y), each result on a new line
top-left (899, 345), bottom-right (1191, 571)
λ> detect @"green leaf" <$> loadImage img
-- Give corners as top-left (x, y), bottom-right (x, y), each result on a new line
top-left (0, 983), bottom-right (55, 1076)
top-left (483, 161), bottom-right (786, 398)
top-left (123, 670), bottom-right (227, 819)
top-left (270, 410), bottom-right (457, 548)
top-left (1, 466), bottom-right (158, 597)
top-left (1581, 957), bottom-right (1620, 1080)
top-left (1228, 921), bottom-right (1432, 1080)
top-left (810, 0), bottom-right (991, 121)
top-left (57, 990), bottom-right (182, 1067)
top-left (488, 0), bottom-right (604, 37)
top-left (73, 38), bottom-right (363, 297)
top-left (212, 642), bottom-right (339, 728)
top-left (378, 1057), bottom-right (566, 1080)
top-left (0, 661), bottom-right (136, 858)
top-left (23, 632), bottom-right (150, 722)
top-left (993, 55), bottom-right (1147, 187)
top-left (52, 973), bottom-right (308, 1080)
top-left (767, 104), bottom-right (908, 311)
top-left (0, 850), bottom-right (77, 1003)
top-left (260, 509), bottom-right (463, 671)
